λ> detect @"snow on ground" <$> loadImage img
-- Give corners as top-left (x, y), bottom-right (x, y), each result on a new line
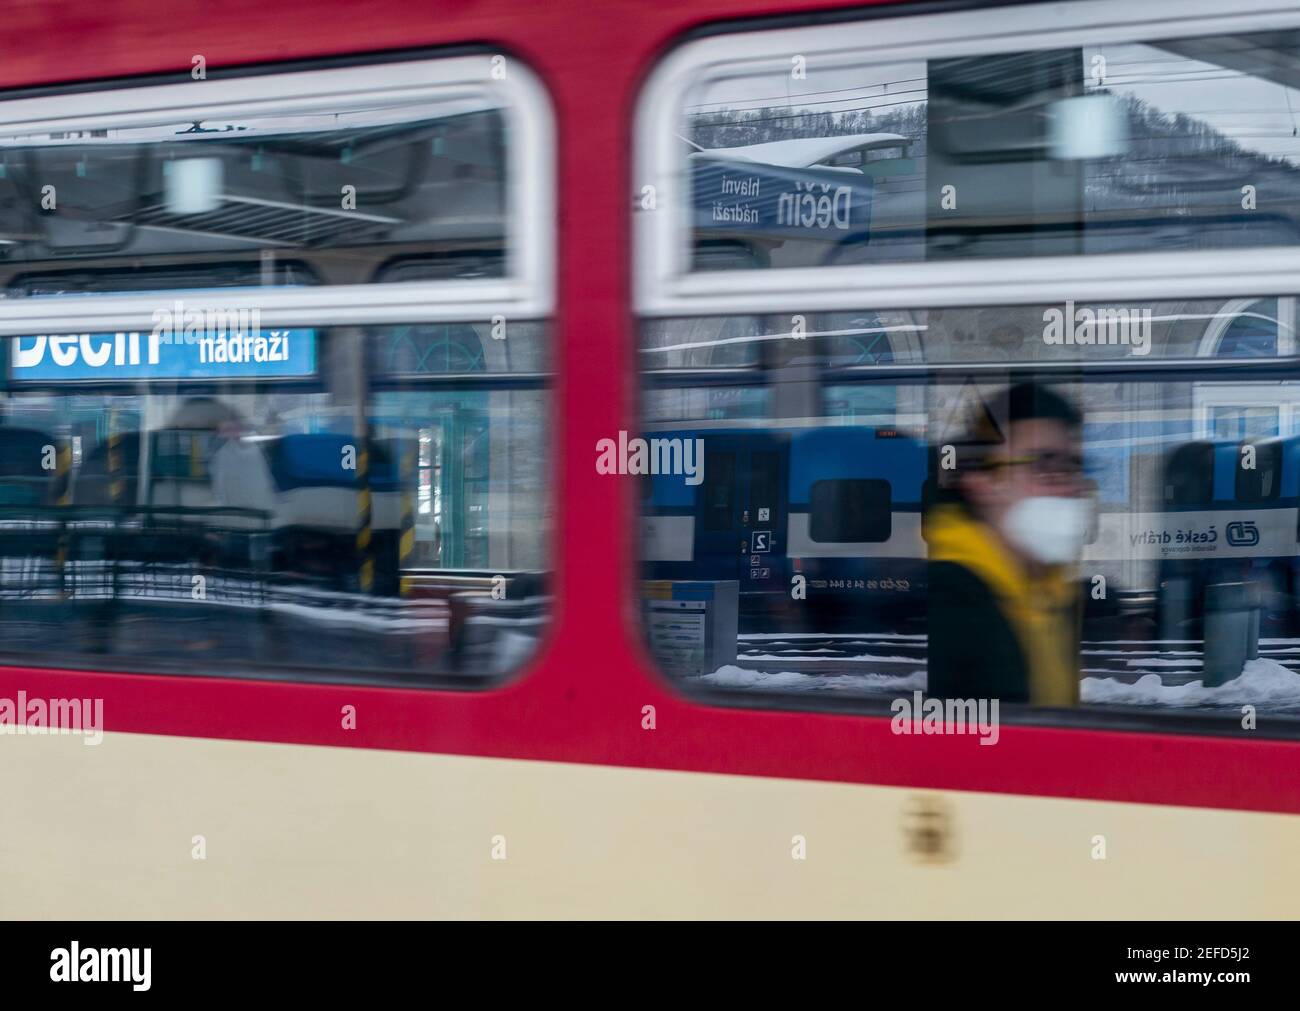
top-left (1082, 640), bottom-right (1199, 645)
top-left (719, 632), bottom-right (1300, 709)
top-left (701, 665), bottom-right (926, 693)
top-left (741, 633), bottom-right (927, 641)
top-left (1082, 648), bottom-right (1201, 656)
top-left (706, 658), bottom-right (1300, 708)
top-left (1081, 657), bottom-right (1300, 708)
top-left (740, 653), bottom-right (922, 664)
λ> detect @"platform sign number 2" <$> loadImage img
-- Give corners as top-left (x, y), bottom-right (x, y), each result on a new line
top-left (752, 531), bottom-right (771, 553)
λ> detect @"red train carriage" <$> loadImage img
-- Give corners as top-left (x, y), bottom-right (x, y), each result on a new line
top-left (0, 0), bottom-right (1296, 918)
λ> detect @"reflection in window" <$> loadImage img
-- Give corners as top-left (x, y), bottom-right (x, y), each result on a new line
top-left (809, 479), bottom-right (891, 543)
top-left (0, 326), bottom-right (550, 682)
top-left (682, 32), bottom-right (1300, 270)
top-left (0, 104), bottom-right (507, 289)
top-left (1215, 308), bottom-right (1279, 358)
top-left (639, 300), bottom-right (1300, 725)
top-left (1211, 406), bottom-right (1280, 440)
top-left (375, 324), bottom-right (488, 375)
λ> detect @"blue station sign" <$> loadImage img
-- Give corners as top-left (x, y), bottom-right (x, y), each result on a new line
top-left (9, 327), bottom-right (317, 382)
top-left (693, 158), bottom-right (875, 240)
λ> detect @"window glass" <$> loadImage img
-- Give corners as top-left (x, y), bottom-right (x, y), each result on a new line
top-left (0, 100), bottom-right (508, 288)
top-left (679, 32), bottom-right (1300, 270)
top-left (0, 324), bottom-right (550, 680)
top-left (638, 6), bottom-right (1300, 731)
top-left (809, 479), bottom-right (892, 543)
top-left (638, 299), bottom-right (1300, 725)
top-left (0, 60), bottom-right (552, 684)
top-left (1164, 441), bottom-right (1215, 506)
top-left (1237, 439), bottom-right (1283, 502)
top-left (642, 301), bottom-right (1291, 367)
top-left (702, 451), bottom-right (736, 531)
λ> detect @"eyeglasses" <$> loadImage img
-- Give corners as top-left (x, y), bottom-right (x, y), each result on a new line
top-left (984, 450), bottom-right (1085, 479)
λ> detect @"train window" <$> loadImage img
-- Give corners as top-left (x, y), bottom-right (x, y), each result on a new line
top-left (0, 56), bottom-right (552, 333)
top-left (809, 479), bottom-right (891, 543)
top-left (5, 95), bottom-right (505, 274)
top-left (636, 301), bottom-right (1300, 731)
top-left (636, 0), bottom-right (1300, 314)
top-left (1163, 442), bottom-right (1214, 507)
top-left (702, 451), bottom-right (737, 531)
top-left (0, 326), bottom-right (551, 682)
top-left (1237, 440), bottom-right (1284, 503)
top-left (748, 450), bottom-right (781, 517)
top-left (0, 55), bottom-right (554, 686)
top-left (642, 301), bottom-right (1292, 368)
top-left (635, 0), bottom-right (1300, 733)
top-left (1210, 405), bottom-right (1280, 440)
top-left (1217, 316), bottom-right (1280, 359)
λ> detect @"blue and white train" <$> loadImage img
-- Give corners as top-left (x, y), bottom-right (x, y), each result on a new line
top-left (643, 422), bottom-right (1300, 634)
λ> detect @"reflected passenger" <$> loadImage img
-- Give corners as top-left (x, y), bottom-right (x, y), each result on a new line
top-left (927, 384), bottom-right (1089, 706)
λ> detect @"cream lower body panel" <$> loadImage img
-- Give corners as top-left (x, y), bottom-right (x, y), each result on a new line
top-left (1, 730), bottom-right (1296, 919)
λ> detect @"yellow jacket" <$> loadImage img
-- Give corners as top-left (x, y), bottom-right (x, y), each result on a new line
top-left (926, 504), bottom-right (1080, 706)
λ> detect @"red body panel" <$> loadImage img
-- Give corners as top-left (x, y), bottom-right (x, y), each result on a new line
top-left (0, 0), bottom-right (1296, 815)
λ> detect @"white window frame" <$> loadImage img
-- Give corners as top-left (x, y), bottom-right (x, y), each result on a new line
top-left (1196, 385), bottom-right (1299, 439)
top-left (1194, 297), bottom-right (1300, 436)
top-left (0, 54), bottom-right (555, 335)
top-left (634, 0), bottom-right (1300, 318)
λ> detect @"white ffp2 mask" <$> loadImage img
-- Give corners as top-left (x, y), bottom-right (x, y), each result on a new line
top-left (1000, 495), bottom-right (1091, 565)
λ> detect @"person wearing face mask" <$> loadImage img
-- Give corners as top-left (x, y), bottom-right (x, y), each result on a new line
top-left (926, 383), bottom-right (1090, 706)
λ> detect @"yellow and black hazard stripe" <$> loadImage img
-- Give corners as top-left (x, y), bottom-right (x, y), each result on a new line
top-left (55, 441), bottom-right (72, 507)
top-left (398, 440), bottom-right (416, 596)
top-left (54, 439), bottom-right (72, 596)
top-left (354, 440), bottom-right (373, 594)
top-left (107, 412), bottom-right (125, 506)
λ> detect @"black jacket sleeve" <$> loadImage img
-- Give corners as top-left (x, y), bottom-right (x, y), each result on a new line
top-left (926, 561), bottom-right (1030, 704)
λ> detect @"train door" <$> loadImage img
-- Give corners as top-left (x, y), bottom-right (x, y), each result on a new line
top-left (695, 437), bottom-right (786, 597)
top-left (399, 400), bottom-right (490, 570)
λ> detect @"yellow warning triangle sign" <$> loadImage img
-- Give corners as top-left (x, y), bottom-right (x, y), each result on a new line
top-left (937, 378), bottom-right (1004, 446)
